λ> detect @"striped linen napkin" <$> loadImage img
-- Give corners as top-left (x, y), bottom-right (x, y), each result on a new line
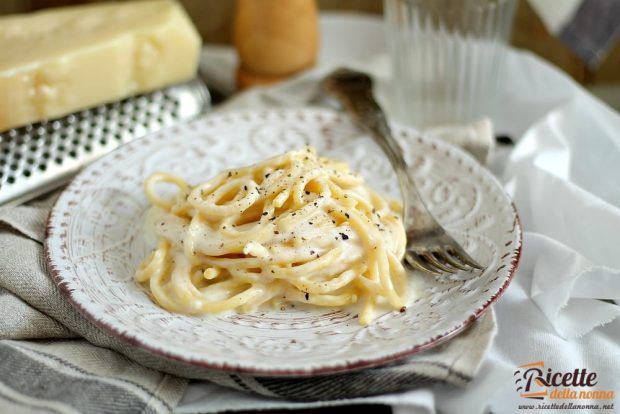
top-left (528, 0), bottom-right (620, 68)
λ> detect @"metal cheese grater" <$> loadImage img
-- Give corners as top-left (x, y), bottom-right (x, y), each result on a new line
top-left (0, 79), bottom-right (210, 207)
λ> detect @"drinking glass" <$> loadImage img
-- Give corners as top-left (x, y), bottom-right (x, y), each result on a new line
top-left (384, 0), bottom-right (516, 127)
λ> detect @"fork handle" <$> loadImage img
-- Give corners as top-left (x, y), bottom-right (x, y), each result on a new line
top-left (329, 87), bottom-right (439, 234)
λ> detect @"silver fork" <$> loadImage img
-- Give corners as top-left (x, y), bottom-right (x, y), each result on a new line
top-left (320, 68), bottom-right (484, 275)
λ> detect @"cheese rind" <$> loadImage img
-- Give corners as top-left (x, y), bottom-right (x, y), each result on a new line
top-left (0, 0), bottom-right (201, 131)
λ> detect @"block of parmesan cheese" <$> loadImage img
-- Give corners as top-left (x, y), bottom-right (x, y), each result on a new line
top-left (0, 0), bottom-right (201, 131)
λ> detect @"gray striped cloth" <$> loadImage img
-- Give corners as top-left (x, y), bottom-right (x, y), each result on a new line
top-left (0, 191), bottom-right (496, 413)
top-left (529, 0), bottom-right (620, 69)
top-left (559, 0), bottom-right (620, 68)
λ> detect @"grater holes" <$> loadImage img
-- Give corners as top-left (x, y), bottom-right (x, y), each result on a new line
top-left (92, 115), bottom-right (105, 126)
top-left (105, 113), bottom-right (117, 122)
top-left (64, 114), bottom-right (76, 125)
top-left (0, 82), bottom-right (207, 202)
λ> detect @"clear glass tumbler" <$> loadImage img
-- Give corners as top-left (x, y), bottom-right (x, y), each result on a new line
top-left (384, 0), bottom-right (516, 127)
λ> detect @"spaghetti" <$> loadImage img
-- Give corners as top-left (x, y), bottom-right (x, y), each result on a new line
top-left (136, 147), bottom-right (408, 325)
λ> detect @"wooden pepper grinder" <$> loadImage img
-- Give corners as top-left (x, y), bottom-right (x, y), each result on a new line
top-left (233, 0), bottom-right (319, 89)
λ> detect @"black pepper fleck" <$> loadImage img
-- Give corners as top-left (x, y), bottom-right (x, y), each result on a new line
top-left (340, 233), bottom-right (349, 240)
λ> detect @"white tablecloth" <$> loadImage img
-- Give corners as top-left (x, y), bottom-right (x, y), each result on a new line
top-left (179, 13), bottom-right (620, 414)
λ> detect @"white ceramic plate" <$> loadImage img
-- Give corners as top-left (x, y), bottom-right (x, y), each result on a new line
top-left (45, 108), bottom-right (521, 376)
